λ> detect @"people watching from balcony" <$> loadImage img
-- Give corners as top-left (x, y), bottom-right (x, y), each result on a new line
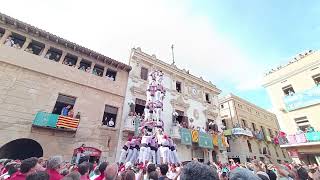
top-left (44, 52), bottom-right (51, 59)
top-left (107, 118), bottom-right (115, 127)
top-left (68, 108), bottom-right (74, 118)
top-left (25, 47), bottom-right (34, 54)
top-left (106, 75), bottom-right (114, 81)
top-left (61, 105), bottom-right (72, 116)
top-left (85, 67), bottom-right (91, 73)
top-left (44, 52), bottom-right (61, 62)
top-left (79, 65), bottom-right (86, 71)
top-left (4, 37), bottom-right (14, 47)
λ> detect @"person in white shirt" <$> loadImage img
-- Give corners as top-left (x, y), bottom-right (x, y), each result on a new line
top-left (108, 118), bottom-right (115, 127)
top-left (4, 37), bottom-right (13, 47)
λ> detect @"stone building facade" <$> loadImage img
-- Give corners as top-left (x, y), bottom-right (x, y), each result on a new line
top-left (263, 50), bottom-right (320, 164)
top-left (116, 47), bottom-right (227, 163)
top-left (219, 94), bottom-right (290, 163)
top-left (0, 13), bottom-right (131, 162)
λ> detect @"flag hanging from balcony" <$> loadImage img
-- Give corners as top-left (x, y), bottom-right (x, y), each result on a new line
top-left (33, 112), bottom-right (59, 128)
top-left (180, 128), bottom-right (192, 145)
top-left (56, 116), bottom-right (80, 130)
top-left (199, 132), bottom-right (213, 149)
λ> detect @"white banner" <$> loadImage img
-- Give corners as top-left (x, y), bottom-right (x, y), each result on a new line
top-left (232, 128), bottom-right (253, 137)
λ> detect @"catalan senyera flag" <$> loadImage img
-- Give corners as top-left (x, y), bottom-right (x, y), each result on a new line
top-left (56, 116), bottom-right (80, 130)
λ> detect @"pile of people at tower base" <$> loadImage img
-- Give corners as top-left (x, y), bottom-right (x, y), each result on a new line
top-left (1, 154), bottom-right (320, 180)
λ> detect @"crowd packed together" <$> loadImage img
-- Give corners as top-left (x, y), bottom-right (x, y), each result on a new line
top-left (1, 154), bottom-right (320, 180)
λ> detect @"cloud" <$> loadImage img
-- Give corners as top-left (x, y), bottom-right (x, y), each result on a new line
top-left (0, 0), bottom-right (265, 91)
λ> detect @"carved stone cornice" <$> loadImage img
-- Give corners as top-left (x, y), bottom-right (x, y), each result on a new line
top-left (170, 95), bottom-right (190, 111)
top-left (203, 109), bottom-right (218, 120)
top-left (130, 83), bottom-right (147, 96)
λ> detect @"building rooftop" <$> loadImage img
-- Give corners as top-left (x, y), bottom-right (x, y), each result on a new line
top-left (264, 49), bottom-right (315, 76)
top-left (0, 12), bottom-right (131, 72)
top-left (132, 47), bottom-right (222, 94)
top-left (219, 93), bottom-right (277, 117)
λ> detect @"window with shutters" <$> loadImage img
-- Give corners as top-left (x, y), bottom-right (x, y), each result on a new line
top-left (175, 110), bottom-right (184, 124)
top-left (205, 93), bottom-right (211, 104)
top-left (312, 74), bottom-right (320, 85)
top-left (140, 67), bottom-right (148, 80)
top-left (52, 94), bottom-right (77, 115)
top-left (25, 40), bottom-right (44, 55)
top-left (102, 105), bottom-right (118, 127)
top-left (176, 81), bottom-right (182, 93)
top-left (247, 140), bottom-right (252, 153)
top-left (106, 69), bottom-right (117, 81)
top-left (282, 85), bottom-right (295, 96)
top-left (241, 119), bottom-right (247, 128)
top-left (134, 98), bottom-right (146, 116)
top-left (251, 123), bottom-right (256, 131)
top-left (294, 116), bottom-right (310, 131)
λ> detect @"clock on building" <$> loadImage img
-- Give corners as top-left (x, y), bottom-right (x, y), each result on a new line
top-left (192, 87), bottom-right (197, 95)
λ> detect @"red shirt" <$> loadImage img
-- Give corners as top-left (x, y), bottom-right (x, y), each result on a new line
top-left (9, 171), bottom-right (26, 180)
top-left (47, 169), bottom-right (63, 180)
top-left (94, 174), bottom-right (105, 180)
top-left (80, 175), bottom-right (90, 180)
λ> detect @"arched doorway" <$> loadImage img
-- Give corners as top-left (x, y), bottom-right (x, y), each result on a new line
top-left (0, 138), bottom-right (43, 160)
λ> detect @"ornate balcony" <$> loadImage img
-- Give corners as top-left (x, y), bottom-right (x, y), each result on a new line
top-left (32, 111), bottom-right (80, 132)
top-left (122, 116), bottom-right (141, 133)
top-left (170, 125), bottom-right (181, 139)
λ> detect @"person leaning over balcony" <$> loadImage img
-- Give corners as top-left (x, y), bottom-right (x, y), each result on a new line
top-left (68, 108), bottom-right (74, 118)
top-left (61, 105), bottom-right (71, 116)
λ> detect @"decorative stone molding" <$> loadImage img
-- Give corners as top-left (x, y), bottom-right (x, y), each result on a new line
top-left (170, 95), bottom-right (190, 111)
top-left (130, 83), bottom-right (147, 96)
top-left (193, 109), bottom-right (199, 120)
top-left (203, 109), bottom-right (218, 120)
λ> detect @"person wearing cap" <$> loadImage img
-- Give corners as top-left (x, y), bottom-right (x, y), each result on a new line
top-left (46, 156), bottom-right (64, 180)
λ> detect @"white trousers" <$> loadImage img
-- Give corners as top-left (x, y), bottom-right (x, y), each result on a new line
top-left (150, 150), bottom-right (156, 164)
top-left (156, 150), bottom-right (161, 165)
top-left (125, 149), bottom-right (133, 162)
top-left (160, 147), bottom-right (170, 164)
top-left (129, 148), bottom-right (138, 164)
top-left (139, 146), bottom-right (150, 163)
top-left (169, 150), bottom-right (179, 164)
top-left (119, 149), bottom-right (128, 163)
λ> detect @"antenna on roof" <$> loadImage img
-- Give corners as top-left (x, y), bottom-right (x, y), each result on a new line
top-left (171, 44), bottom-right (175, 65)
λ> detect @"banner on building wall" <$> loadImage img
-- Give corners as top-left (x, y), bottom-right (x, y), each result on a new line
top-left (191, 130), bottom-right (199, 143)
top-left (232, 128), bottom-right (253, 137)
top-left (284, 85), bottom-right (320, 111)
top-left (180, 128), bottom-right (192, 145)
top-left (199, 132), bottom-right (213, 149)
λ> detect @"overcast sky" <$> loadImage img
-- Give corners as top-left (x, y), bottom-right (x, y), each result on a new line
top-left (2, 0), bottom-right (319, 110)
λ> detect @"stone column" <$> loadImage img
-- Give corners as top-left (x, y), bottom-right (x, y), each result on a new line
top-left (75, 57), bottom-right (81, 68)
top-left (0, 30), bottom-right (12, 45)
top-left (59, 51), bottom-right (67, 63)
top-left (40, 44), bottom-right (50, 58)
top-left (90, 62), bottom-right (95, 73)
top-left (21, 38), bottom-right (31, 51)
top-left (209, 150), bottom-right (213, 162)
top-left (103, 66), bottom-right (107, 76)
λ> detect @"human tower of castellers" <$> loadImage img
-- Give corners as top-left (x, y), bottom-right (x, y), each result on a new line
top-left (118, 70), bottom-right (179, 166)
